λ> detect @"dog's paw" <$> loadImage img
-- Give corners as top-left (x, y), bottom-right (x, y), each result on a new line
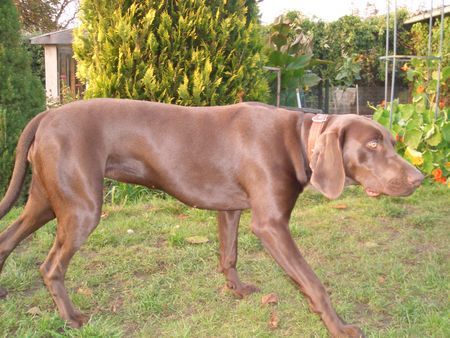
top-left (335, 324), bottom-right (365, 338)
top-left (0, 287), bottom-right (7, 299)
top-left (66, 311), bottom-right (90, 329)
top-left (226, 281), bottom-right (260, 299)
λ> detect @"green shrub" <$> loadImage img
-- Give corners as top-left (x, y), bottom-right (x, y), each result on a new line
top-left (74, 0), bottom-right (268, 105)
top-left (372, 58), bottom-right (449, 186)
top-left (270, 10), bottom-right (412, 88)
top-left (410, 17), bottom-right (450, 101)
top-left (265, 13), bottom-right (321, 106)
top-left (0, 0), bottom-right (46, 198)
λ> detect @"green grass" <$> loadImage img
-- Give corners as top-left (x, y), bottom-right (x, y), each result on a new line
top-left (0, 184), bottom-right (449, 337)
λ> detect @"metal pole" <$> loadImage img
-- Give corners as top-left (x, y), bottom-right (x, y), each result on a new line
top-left (384, 0), bottom-right (390, 109)
top-left (296, 88), bottom-right (302, 108)
top-left (427, 0), bottom-right (433, 87)
top-left (389, 0), bottom-right (397, 130)
top-left (276, 69), bottom-right (281, 107)
top-left (427, 0), bottom-right (433, 56)
top-left (434, 0), bottom-right (445, 119)
top-left (356, 84), bottom-right (360, 115)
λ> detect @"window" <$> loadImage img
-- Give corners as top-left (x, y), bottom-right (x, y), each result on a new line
top-left (58, 46), bottom-right (84, 101)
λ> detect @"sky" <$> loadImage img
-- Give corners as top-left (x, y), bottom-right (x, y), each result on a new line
top-left (65, 0), bottom-right (450, 28)
top-left (258, 0), bottom-right (450, 24)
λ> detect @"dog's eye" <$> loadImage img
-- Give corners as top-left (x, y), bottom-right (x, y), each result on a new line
top-left (367, 140), bottom-right (378, 149)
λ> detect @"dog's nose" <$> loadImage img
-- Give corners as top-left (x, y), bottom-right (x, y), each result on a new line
top-left (408, 172), bottom-right (424, 187)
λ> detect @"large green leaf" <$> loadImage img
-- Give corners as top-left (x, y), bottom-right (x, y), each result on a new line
top-left (406, 69), bottom-right (416, 81)
top-left (441, 65), bottom-right (450, 81)
top-left (301, 72), bottom-right (321, 87)
top-left (286, 54), bottom-right (311, 70)
top-left (372, 108), bottom-right (383, 122)
top-left (406, 114), bottom-right (423, 130)
top-left (426, 129), bottom-right (442, 146)
top-left (268, 50), bottom-right (293, 68)
top-left (399, 104), bottom-right (414, 120)
top-left (422, 151), bottom-right (434, 174)
top-left (373, 108), bottom-right (391, 128)
top-left (422, 108), bottom-right (434, 124)
top-left (441, 122), bottom-right (450, 142)
top-left (404, 129), bottom-right (423, 149)
top-left (423, 124), bottom-right (434, 139)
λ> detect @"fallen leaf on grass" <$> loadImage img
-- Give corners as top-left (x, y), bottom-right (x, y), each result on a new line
top-left (77, 287), bottom-right (93, 297)
top-left (185, 236), bottom-right (209, 244)
top-left (101, 212), bottom-right (109, 218)
top-left (364, 241), bottom-right (379, 248)
top-left (27, 306), bottom-right (41, 316)
top-left (378, 275), bottom-right (386, 284)
top-left (110, 297), bottom-right (124, 313)
top-left (219, 284), bottom-right (229, 295)
top-left (177, 214), bottom-right (188, 220)
top-left (331, 204), bottom-right (348, 209)
top-left (261, 293), bottom-right (278, 305)
top-left (268, 311), bottom-right (279, 329)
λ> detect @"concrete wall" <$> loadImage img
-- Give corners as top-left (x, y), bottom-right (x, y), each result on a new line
top-left (301, 85), bottom-right (409, 115)
top-left (329, 86), bottom-right (409, 115)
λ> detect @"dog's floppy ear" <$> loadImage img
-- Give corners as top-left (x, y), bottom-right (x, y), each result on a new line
top-left (310, 132), bottom-right (345, 199)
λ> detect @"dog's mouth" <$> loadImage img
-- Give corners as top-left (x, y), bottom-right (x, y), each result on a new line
top-left (365, 188), bottom-right (381, 197)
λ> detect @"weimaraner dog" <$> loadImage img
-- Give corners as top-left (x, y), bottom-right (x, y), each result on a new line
top-left (0, 99), bottom-right (423, 336)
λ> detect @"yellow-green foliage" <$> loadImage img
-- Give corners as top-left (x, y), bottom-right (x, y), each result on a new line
top-left (74, 0), bottom-right (268, 105)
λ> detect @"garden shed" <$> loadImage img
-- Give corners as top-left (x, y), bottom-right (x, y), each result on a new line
top-left (30, 28), bottom-right (83, 102)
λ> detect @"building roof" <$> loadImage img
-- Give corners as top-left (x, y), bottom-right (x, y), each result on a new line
top-left (30, 28), bottom-right (74, 45)
top-left (404, 5), bottom-right (450, 25)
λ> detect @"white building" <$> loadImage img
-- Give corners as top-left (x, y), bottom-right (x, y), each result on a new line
top-left (30, 28), bottom-right (83, 103)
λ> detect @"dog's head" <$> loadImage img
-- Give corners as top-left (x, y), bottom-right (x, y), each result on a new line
top-left (309, 115), bottom-right (424, 199)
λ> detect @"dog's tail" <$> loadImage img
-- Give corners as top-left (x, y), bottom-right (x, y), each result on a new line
top-left (0, 111), bottom-right (48, 219)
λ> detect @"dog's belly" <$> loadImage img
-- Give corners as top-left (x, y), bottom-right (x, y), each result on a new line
top-left (105, 157), bottom-right (250, 211)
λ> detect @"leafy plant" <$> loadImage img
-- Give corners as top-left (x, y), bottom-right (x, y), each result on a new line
top-left (409, 17), bottom-right (450, 106)
top-left (273, 11), bottom-right (412, 88)
top-left (335, 55), bottom-right (362, 87)
top-left (266, 14), bottom-right (320, 106)
top-left (372, 58), bottom-right (450, 186)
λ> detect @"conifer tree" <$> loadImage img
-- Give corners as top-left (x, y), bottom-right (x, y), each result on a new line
top-left (74, 0), bottom-right (268, 105)
top-left (0, 0), bottom-right (45, 195)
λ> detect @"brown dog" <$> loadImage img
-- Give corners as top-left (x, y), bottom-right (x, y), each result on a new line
top-left (0, 99), bottom-right (423, 336)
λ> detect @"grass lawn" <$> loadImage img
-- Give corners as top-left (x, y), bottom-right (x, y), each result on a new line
top-left (0, 184), bottom-right (448, 337)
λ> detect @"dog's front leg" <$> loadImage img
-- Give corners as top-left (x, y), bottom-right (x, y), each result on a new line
top-left (251, 215), bottom-right (364, 338)
top-left (217, 210), bottom-right (259, 298)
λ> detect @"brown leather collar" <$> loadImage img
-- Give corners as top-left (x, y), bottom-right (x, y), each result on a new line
top-left (307, 114), bottom-right (329, 162)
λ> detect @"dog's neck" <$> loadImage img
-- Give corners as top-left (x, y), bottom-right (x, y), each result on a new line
top-left (307, 114), bottom-right (329, 162)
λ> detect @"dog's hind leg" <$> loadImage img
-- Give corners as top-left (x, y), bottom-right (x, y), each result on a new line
top-left (217, 210), bottom-right (259, 298)
top-left (38, 176), bottom-right (103, 328)
top-left (0, 179), bottom-right (55, 298)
